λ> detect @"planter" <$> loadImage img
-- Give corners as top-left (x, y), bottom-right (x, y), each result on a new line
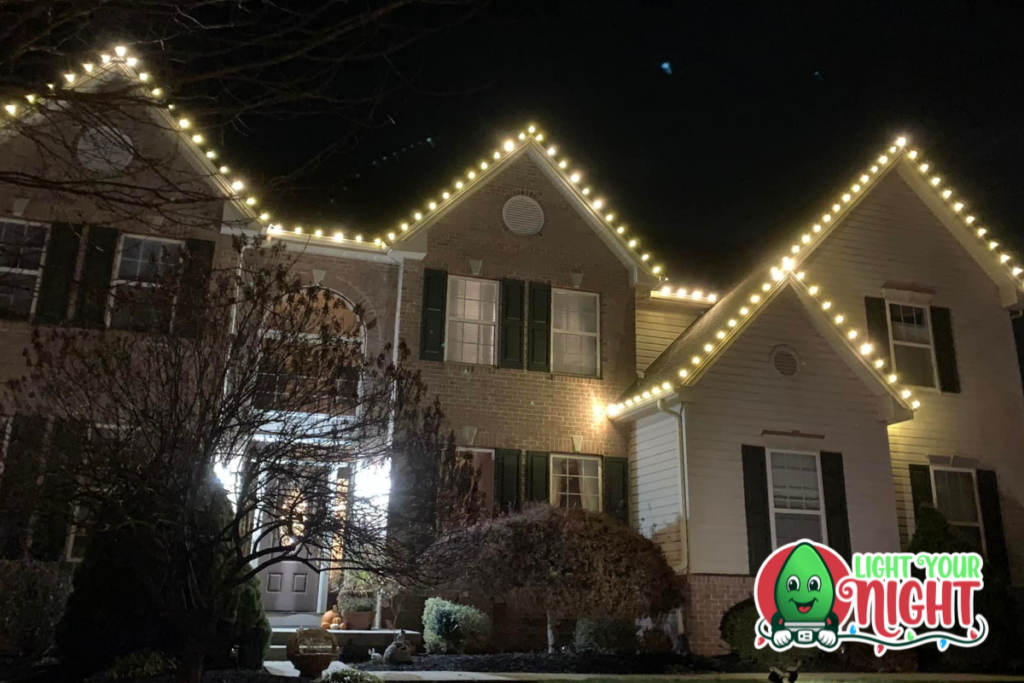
top-left (286, 628), bottom-right (340, 678)
top-left (344, 611), bottom-right (375, 630)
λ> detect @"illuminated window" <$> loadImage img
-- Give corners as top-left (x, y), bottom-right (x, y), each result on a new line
top-left (550, 454), bottom-right (601, 512)
top-left (767, 451), bottom-right (824, 548)
top-left (552, 289), bottom-right (599, 377)
top-left (445, 276), bottom-right (497, 365)
top-left (887, 303), bottom-right (937, 388)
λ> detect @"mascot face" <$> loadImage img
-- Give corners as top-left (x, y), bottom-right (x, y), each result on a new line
top-left (774, 542), bottom-right (835, 623)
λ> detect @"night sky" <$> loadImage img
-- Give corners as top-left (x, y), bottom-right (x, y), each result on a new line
top-left (231, 0), bottom-right (1024, 290)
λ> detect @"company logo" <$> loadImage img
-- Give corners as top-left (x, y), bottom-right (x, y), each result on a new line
top-left (753, 540), bottom-right (988, 656)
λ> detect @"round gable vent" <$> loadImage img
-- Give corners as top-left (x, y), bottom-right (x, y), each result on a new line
top-left (502, 195), bottom-right (545, 235)
top-left (772, 345), bottom-right (800, 377)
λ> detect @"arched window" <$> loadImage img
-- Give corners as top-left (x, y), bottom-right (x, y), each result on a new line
top-left (255, 287), bottom-right (365, 414)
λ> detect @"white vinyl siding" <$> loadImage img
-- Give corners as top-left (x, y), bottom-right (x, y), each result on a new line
top-left (552, 289), bottom-right (599, 376)
top-left (931, 467), bottom-right (985, 553)
top-left (550, 454), bottom-right (601, 511)
top-left (445, 276), bottom-right (497, 365)
top-left (0, 219), bottom-right (48, 321)
top-left (629, 412), bottom-right (684, 569)
top-left (799, 167), bottom-right (1024, 580)
top-left (635, 301), bottom-right (701, 374)
top-left (887, 302), bottom-right (937, 388)
top-left (767, 450), bottom-right (826, 548)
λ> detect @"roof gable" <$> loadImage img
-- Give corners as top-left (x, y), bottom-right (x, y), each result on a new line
top-left (608, 135), bottom-right (1024, 421)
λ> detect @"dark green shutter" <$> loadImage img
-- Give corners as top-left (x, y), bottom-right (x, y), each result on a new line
top-left (494, 449), bottom-right (521, 513)
top-left (864, 296), bottom-right (892, 370)
top-left (499, 280), bottom-right (525, 369)
top-left (820, 451), bottom-right (852, 563)
top-left (31, 419), bottom-right (85, 561)
top-left (36, 224), bottom-right (81, 325)
top-left (527, 283), bottom-right (551, 372)
top-left (419, 269), bottom-right (447, 361)
top-left (177, 238), bottom-right (216, 337)
top-left (603, 456), bottom-right (629, 523)
top-left (976, 469), bottom-right (1009, 577)
top-left (526, 451), bottom-right (550, 503)
top-left (0, 415), bottom-right (47, 559)
top-left (74, 226), bottom-right (119, 328)
top-left (930, 306), bottom-right (961, 394)
top-left (741, 444), bottom-right (772, 575)
top-left (908, 464), bottom-right (934, 517)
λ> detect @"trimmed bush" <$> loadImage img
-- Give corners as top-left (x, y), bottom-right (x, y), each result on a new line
top-left (573, 619), bottom-right (637, 655)
top-left (0, 559), bottom-right (73, 659)
top-left (318, 669), bottom-right (384, 683)
top-left (638, 626), bottom-right (674, 654)
top-left (422, 597), bottom-right (490, 654)
top-left (86, 650), bottom-right (178, 681)
top-left (719, 597), bottom-right (801, 668)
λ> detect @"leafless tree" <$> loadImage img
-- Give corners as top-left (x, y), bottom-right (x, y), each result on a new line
top-left (2, 237), bottom-right (475, 681)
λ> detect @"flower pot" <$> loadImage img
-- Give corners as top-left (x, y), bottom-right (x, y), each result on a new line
top-left (343, 611), bottom-right (374, 630)
top-left (286, 628), bottom-right (340, 678)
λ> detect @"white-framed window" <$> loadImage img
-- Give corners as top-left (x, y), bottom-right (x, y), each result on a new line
top-left (931, 467), bottom-right (985, 554)
top-left (887, 302), bottom-right (937, 388)
top-left (457, 447), bottom-right (495, 513)
top-left (552, 289), bottom-right (599, 377)
top-left (108, 234), bottom-right (184, 331)
top-left (550, 454), bottom-right (602, 512)
top-left (0, 219), bottom-right (49, 321)
top-left (766, 450), bottom-right (826, 548)
top-left (445, 276), bottom-right (497, 365)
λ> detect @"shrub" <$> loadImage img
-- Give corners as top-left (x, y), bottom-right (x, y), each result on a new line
top-left (422, 597), bottom-right (491, 654)
top-left (318, 669), bottom-right (384, 683)
top-left (719, 597), bottom-right (801, 669)
top-left (86, 650), bottom-right (179, 681)
top-left (573, 619), bottom-right (638, 655)
top-left (208, 574), bottom-right (273, 670)
top-left (638, 626), bottom-right (674, 654)
top-left (908, 505), bottom-right (974, 554)
top-left (0, 559), bottom-right (74, 659)
top-left (339, 592), bottom-right (376, 614)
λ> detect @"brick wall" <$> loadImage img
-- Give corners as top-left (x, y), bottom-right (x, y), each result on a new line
top-left (682, 573), bottom-right (754, 655)
top-left (395, 152), bottom-right (637, 458)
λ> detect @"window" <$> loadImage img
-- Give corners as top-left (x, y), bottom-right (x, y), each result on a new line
top-left (0, 220), bottom-right (48, 321)
top-left (767, 450), bottom-right (825, 548)
top-left (932, 467), bottom-right (984, 553)
top-left (109, 235), bottom-right (183, 331)
top-left (550, 454), bottom-right (601, 511)
top-left (552, 289), bottom-right (599, 376)
top-left (458, 448), bottom-right (495, 513)
top-left (445, 276), bottom-right (497, 365)
top-left (256, 289), bottom-right (363, 414)
top-left (888, 303), bottom-right (937, 388)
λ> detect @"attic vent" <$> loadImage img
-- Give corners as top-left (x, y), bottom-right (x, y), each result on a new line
top-left (772, 346), bottom-right (800, 377)
top-left (502, 195), bottom-right (544, 236)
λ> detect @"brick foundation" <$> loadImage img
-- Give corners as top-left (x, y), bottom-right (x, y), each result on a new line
top-left (681, 573), bottom-right (754, 655)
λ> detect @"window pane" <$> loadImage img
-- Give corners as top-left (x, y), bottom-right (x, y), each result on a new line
top-left (553, 333), bottom-right (598, 376)
top-left (889, 304), bottom-right (931, 344)
top-left (553, 291), bottom-right (597, 333)
top-left (551, 456), bottom-right (600, 511)
top-left (0, 273), bottom-right (39, 320)
top-left (118, 237), bottom-right (181, 283)
top-left (933, 470), bottom-right (979, 524)
top-left (447, 321), bottom-right (494, 365)
top-left (775, 512), bottom-right (823, 547)
top-left (771, 452), bottom-right (821, 511)
top-left (0, 221), bottom-right (46, 270)
top-left (448, 278), bottom-right (496, 323)
top-left (894, 344), bottom-right (936, 387)
top-left (109, 283), bottom-right (172, 332)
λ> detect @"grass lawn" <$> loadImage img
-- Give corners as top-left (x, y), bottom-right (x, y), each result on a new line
top-left (511, 678), bottom-right (1024, 683)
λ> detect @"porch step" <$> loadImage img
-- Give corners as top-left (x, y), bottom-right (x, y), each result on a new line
top-left (267, 627), bottom-right (422, 662)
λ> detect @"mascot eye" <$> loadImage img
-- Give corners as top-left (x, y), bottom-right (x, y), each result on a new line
top-left (808, 575), bottom-right (821, 592)
top-left (786, 576), bottom-right (800, 592)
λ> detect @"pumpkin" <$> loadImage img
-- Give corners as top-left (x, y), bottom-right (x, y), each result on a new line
top-left (320, 609), bottom-right (340, 630)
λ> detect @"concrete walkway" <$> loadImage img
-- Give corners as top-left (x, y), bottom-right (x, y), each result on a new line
top-left (262, 663), bottom-right (1024, 682)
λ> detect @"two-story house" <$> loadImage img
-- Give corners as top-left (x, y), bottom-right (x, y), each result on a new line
top-left (1, 48), bottom-right (1022, 656)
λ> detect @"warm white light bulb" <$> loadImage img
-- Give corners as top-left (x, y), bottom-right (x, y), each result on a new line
top-left (547, 146), bottom-right (557, 156)
top-left (834, 314), bottom-right (844, 324)
top-left (860, 343), bottom-right (873, 355)
top-left (628, 239), bottom-right (637, 248)
top-left (728, 319), bottom-right (737, 327)
top-left (678, 369), bottom-right (688, 378)
top-left (231, 180), bottom-right (244, 191)
top-left (847, 329), bottom-right (858, 339)
top-left (896, 136), bottom-right (906, 147)
top-left (570, 172), bottom-right (581, 183)
top-left (808, 285), bottom-right (819, 295)
top-left (822, 301), bottom-right (832, 310)
top-left (504, 140), bottom-right (515, 152)
top-left (178, 118), bottom-right (191, 129)
top-left (801, 234), bottom-right (810, 244)
top-left (115, 45), bottom-right (128, 57)
top-left (428, 202), bottom-right (437, 210)
top-left (888, 374), bottom-right (898, 383)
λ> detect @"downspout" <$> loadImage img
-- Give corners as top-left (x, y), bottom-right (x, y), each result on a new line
top-left (657, 398), bottom-right (690, 641)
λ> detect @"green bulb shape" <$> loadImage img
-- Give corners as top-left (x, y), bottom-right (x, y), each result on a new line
top-left (768, 542), bottom-right (839, 644)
